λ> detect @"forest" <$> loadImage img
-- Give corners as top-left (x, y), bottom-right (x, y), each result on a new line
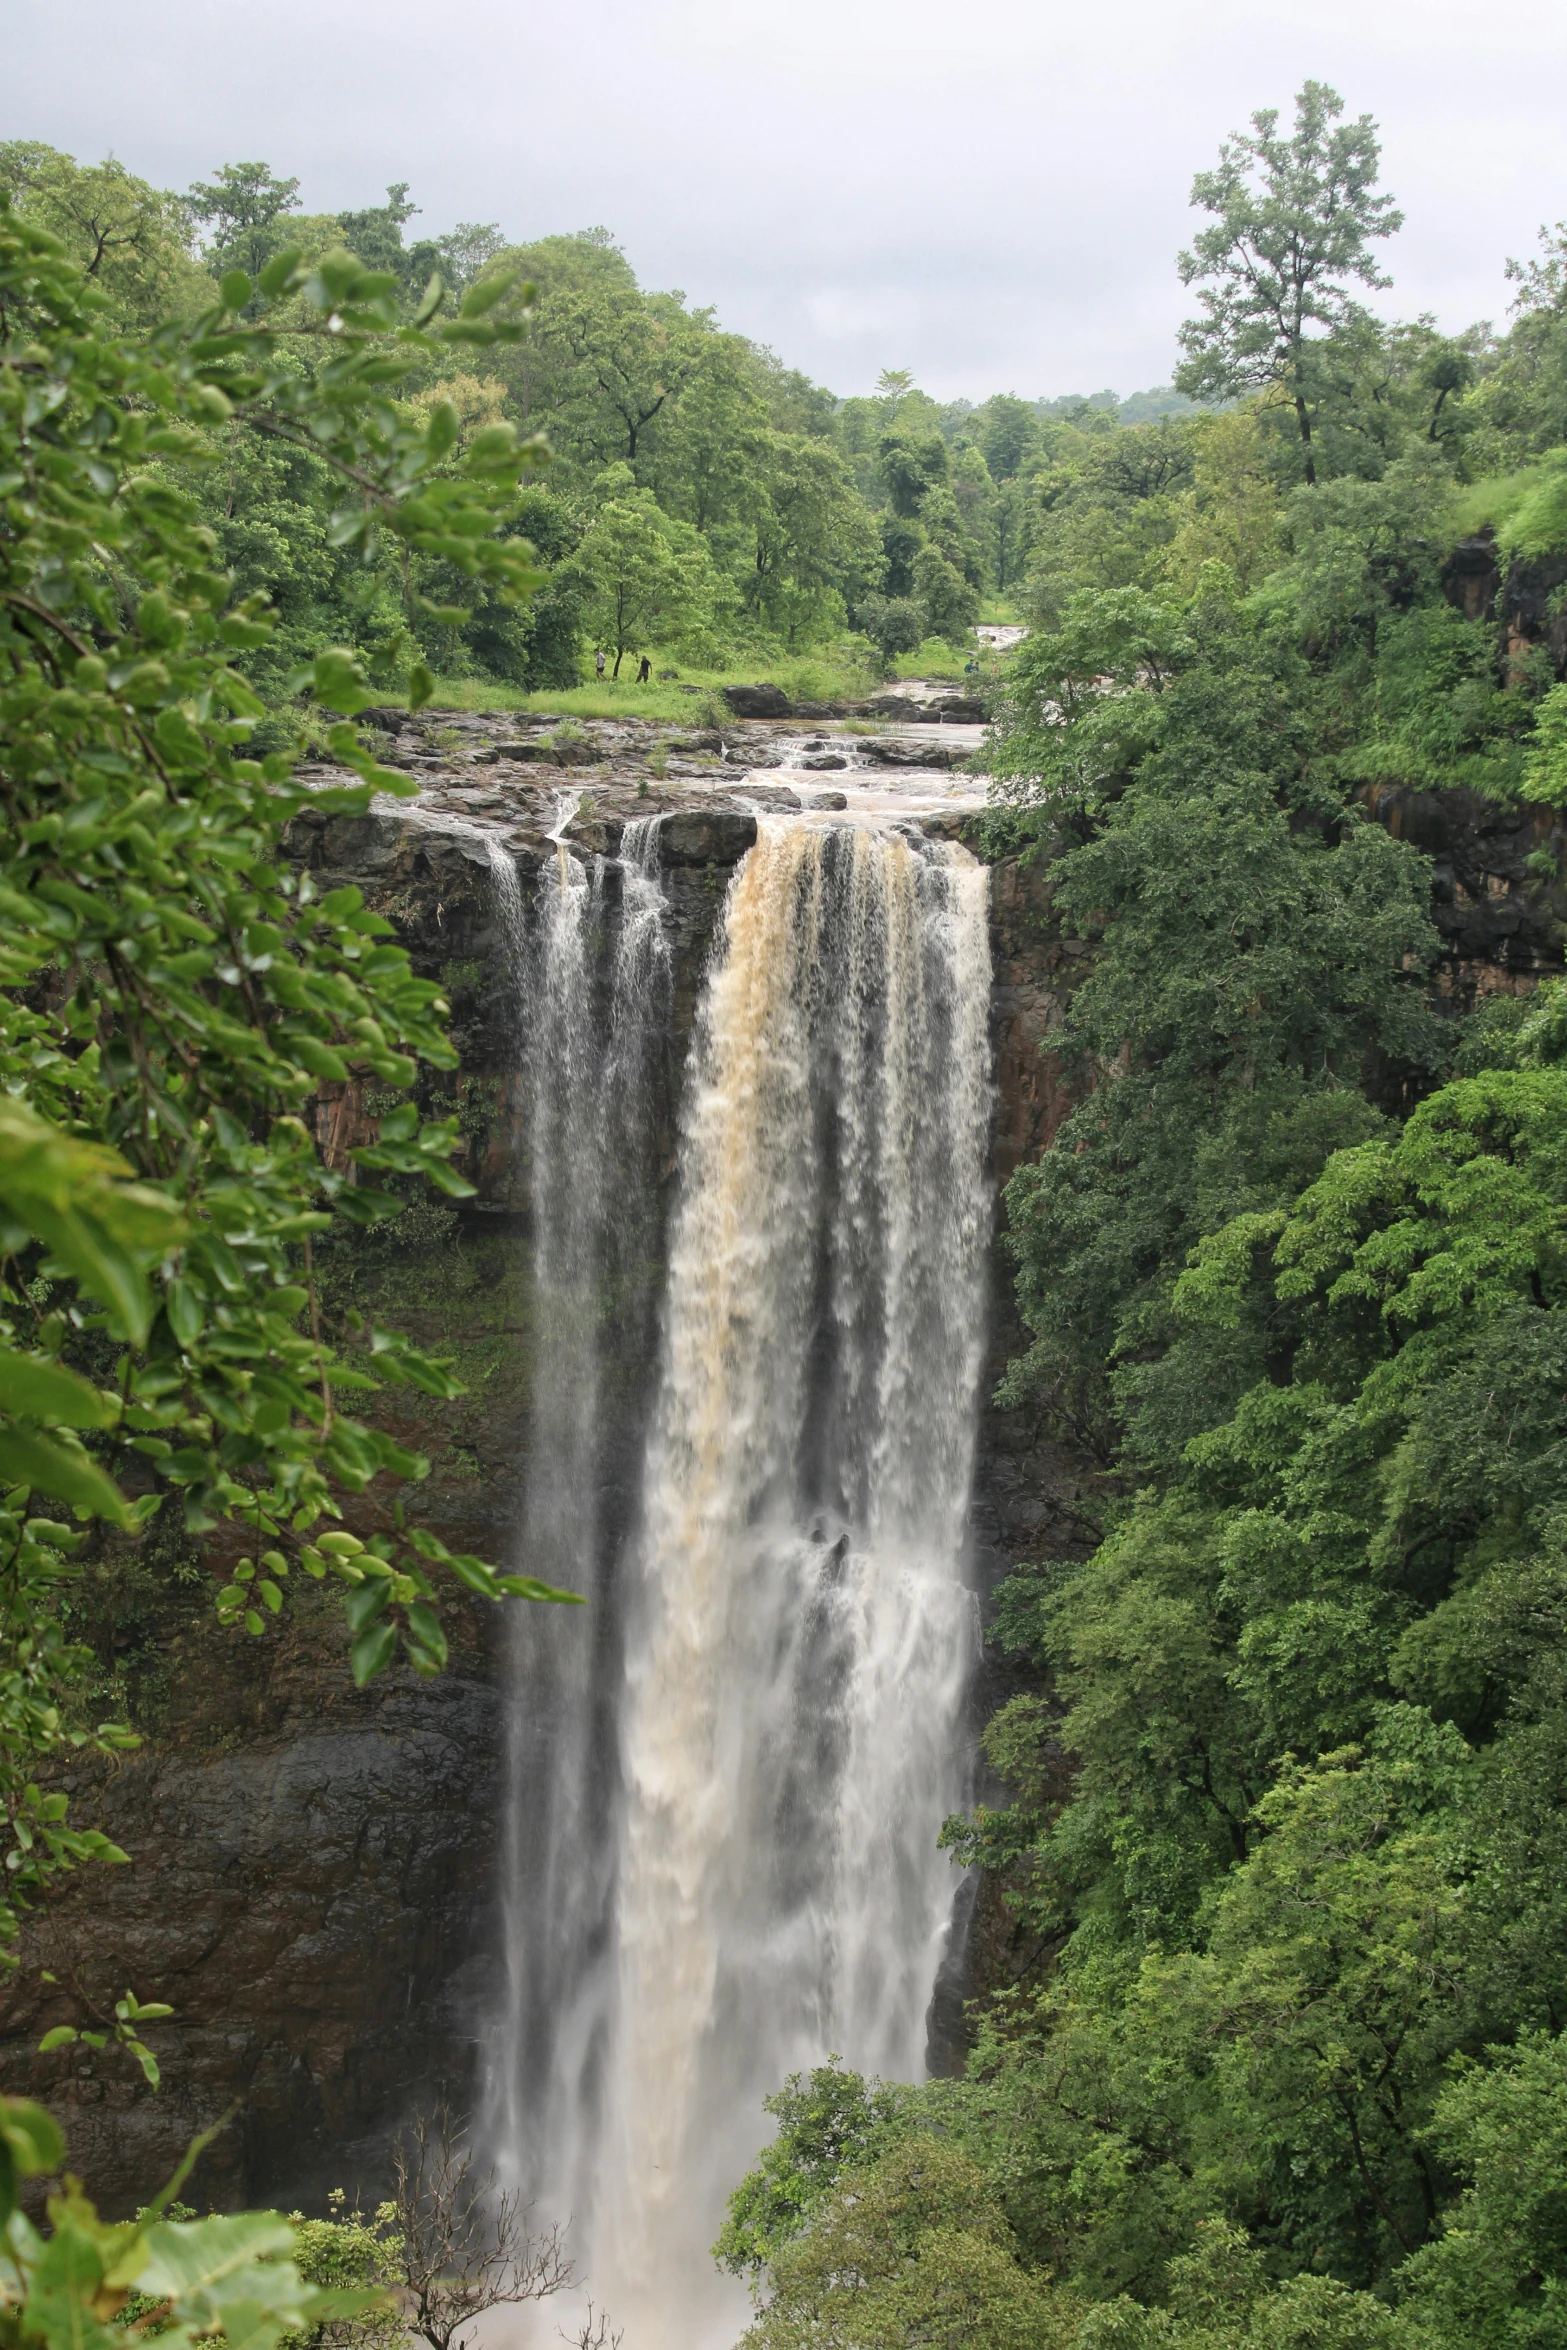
top-left (0, 137), bottom-right (1201, 704)
top-left (2, 65), bottom-right (1567, 2350)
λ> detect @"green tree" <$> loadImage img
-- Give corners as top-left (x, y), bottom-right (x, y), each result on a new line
top-left (747, 434), bottom-right (880, 643)
top-left (0, 144), bottom-right (205, 327)
top-left (549, 282), bottom-right (706, 465)
top-left (433, 221), bottom-right (506, 295)
top-left (1279, 448), bottom-right (1455, 661)
top-left (855, 593), bottom-right (927, 673)
top-left (562, 475), bottom-right (713, 671)
top-left (738, 2138), bottom-right (1068, 2350)
top-left (1396, 2031), bottom-right (1567, 2349)
top-left (913, 538), bottom-right (980, 641)
top-left (980, 393), bottom-right (1041, 483)
top-left (1175, 83), bottom-right (1403, 484)
top-left (186, 159), bottom-right (303, 280)
top-left (715, 2061), bottom-right (911, 2277)
top-left (651, 332), bottom-right (770, 529)
top-left (878, 423), bottom-right (949, 517)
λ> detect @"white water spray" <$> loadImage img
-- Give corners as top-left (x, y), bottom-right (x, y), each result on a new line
top-left (490, 821), bottom-right (671, 2226)
top-left (593, 820), bottom-right (993, 2346)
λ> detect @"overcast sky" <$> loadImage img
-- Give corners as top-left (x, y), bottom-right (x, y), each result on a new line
top-left (6, 0), bottom-right (1565, 402)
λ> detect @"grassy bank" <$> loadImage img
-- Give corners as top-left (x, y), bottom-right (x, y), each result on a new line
top-left (425, 634), bottom-right (1013, 720)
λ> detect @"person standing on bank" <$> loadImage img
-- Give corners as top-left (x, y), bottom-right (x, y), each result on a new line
top-left (638, 655), bottom-right (652, 683)
top-left (595, 648), bottom-right (607, 681)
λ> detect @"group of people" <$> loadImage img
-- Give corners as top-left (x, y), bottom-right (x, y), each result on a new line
top-left (595, 649), bottom-right (653, 684)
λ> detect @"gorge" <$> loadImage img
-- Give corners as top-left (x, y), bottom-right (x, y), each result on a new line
top-left (0, 693), bottom-right (1562, 2337)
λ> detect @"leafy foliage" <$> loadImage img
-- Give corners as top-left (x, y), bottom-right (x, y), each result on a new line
top-left (0, 200), bottom-right (583, 1995)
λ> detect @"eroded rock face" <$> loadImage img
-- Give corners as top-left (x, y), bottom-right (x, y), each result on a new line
top-left (0, 1652), bottom-right (504, 2211)
top-left (1361, 782), bottom-right (1567, 1001)
top-left (1442, 528), bottom-right (1567, 677)
top-left (657, 808), bottom-right (758, 864)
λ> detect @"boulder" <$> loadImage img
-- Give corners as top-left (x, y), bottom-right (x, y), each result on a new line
top-left (722, 683), bottom-right (793, 719)
top-left (932, 697), bottom-right (985, 722)
top-left (803, 754), bottom-right (848, 770)
top-left (733, 784), bottom-right (802, 811)
top-left (658, 808), bottom-right (759, 866)
top-left (492, 741), bottom-right (560, 764)
top-left (855, 738), bottom-right (958, 770)
top-left (803, 791), bottom-right (849, 810)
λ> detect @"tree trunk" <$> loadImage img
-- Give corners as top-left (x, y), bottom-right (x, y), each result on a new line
top-left (1294, 392), bottom-right (1316, 487)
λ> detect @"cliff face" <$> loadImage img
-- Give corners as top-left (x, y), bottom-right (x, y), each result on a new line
top-left (4, 706), bottom-right (1560, 2214)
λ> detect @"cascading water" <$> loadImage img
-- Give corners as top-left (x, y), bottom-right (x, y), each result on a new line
top-left (489, 818), bottom-right (671, 2228)
top-left (598, 819), bottom-right (993, 2345)
top-left (492, 813), bottom-right (993, 2348)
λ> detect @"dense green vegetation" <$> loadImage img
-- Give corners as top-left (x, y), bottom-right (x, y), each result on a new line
top-left (0, 138), bottom-right (1202, 707)
top-left (722, 83), bottom-right (1567, 2350)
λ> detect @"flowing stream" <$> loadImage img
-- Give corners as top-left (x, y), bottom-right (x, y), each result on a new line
top-left (493, 816), bottom-right (993, 2348)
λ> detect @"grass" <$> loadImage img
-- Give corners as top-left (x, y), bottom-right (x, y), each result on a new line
top-left (424, 633), bottom-right (1015, 719)
top-left (426, 640), bottom-right (882, 721)
top-left (428, 676), bottom-right (719, 722)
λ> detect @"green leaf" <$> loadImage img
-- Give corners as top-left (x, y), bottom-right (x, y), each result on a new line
top-left (286, 1037), bottom-right (350, 1083)
top-left (404, 1600), bottom-right (447, 1669)
top-left (219, 271), bottom-right (252, 313)
top-left (345, 1577), bottom-right (391, 1633)
top-left (407, 662), bottom-right (435, 711)
top-left (350, 1620), bottom-right (397, 1685)
top-left (0, 2096), bottom-right (64, 2176)
top-left (310, 649), bottom-right (374, 718)
top-left (166, 1280), bottom-right (203, 1350)
top-left (459, 269), bottom-right (516, 318)
top-left (37, 2029), bottom-right (78, 2053)
top-left (495, 1572), bottom-right (586, 1604)
top-left (424, 401), bottom-right (460, 460)
top-left (24, 2210), bottom-right (121, 2350)
top-left (139, 2212), bottom-right (297, 2301)
top-left (257, 246), bottom-right (305, 297)
top-left (0, 1349), bottom-right (117, 1430)
top-left (0, 1428), bottom-right (128, 1524)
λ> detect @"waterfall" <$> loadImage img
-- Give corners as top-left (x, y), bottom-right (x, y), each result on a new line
top-left (593, 820), bottom-right (993, 2347)
top-left (489, 821), bottom-right (671, 2226)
